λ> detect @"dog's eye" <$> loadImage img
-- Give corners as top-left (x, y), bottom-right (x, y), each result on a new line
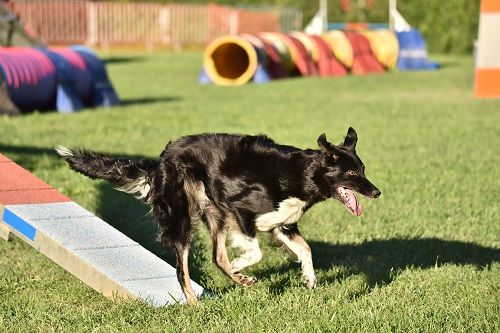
top-left (347, 170), bottom-right (357, 176)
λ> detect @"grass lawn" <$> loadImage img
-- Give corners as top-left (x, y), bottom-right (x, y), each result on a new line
top-left (0, 51), bottom-right (499, 333)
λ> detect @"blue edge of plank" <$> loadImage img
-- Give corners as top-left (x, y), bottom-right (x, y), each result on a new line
top-left (3, 208), bottom-right (37, 241)
top-left (1, 206), bottom-right (207, 303)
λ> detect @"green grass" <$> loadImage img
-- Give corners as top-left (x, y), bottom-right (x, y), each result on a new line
top-left (0, 52), bottom-right (499, 333)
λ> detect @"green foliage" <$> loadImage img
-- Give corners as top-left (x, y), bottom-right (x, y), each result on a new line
top-left (397, 0), bottom-right (480, 54)
top-left (0, 51), bottom-right (499, 332)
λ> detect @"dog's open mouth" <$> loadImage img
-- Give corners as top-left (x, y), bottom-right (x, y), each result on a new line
top-left (337, 187), bottom-right (363, 216)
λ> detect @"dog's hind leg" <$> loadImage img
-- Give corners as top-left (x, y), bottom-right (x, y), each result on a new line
top-left (157, 192), bottom-right (198, 304)
top-left (160, 217), bottom-right (198, 305)
top-left (172, 240), bottom-right (198, 305)
top-left (271, 224), bottom-right (317, 289)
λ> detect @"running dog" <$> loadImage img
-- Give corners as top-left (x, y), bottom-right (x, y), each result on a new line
top-left (56, 127), bottom-right (381, 305)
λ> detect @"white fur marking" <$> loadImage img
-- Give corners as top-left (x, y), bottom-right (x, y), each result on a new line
top-left (230, 232), bottom-right (262, 272)
top-left (273, 228), bottom-right (316, 288)
top-left (255, 197), bottom-right (306, 232)
top-left (55, 146), bottom-right (74, 157)
top-left (116, 176), bottom-right (150, 199)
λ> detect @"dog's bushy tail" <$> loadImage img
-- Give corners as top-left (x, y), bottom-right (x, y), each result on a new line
top-left (55, 146), bottom-right (158, 201)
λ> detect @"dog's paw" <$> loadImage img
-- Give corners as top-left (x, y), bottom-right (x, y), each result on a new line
top-left (236, 273), bottom-right (257, 287)
top-left (303, 274), bottom-right (317, 289)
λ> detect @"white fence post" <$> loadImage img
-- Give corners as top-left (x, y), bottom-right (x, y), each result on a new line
top-left (229, 9), bottom-right (238, 35)
top-left (159, 5), bottom-right (171, 45)
top-left (87, 1), bottom-right (97, 46)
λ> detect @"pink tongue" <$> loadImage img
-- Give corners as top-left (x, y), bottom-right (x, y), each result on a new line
top-left (342, 188), bottom-right (363, 216)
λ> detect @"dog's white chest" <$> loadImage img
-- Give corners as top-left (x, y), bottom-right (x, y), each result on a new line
top-left (255, 197), bottom-right (306, 232)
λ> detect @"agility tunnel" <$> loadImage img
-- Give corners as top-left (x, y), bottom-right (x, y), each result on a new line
top-left (0, 153), bottom-right (204, 306)
top-left (0, 46), bottom-right (119, 115)
top-left (396, 29), bottom-right (439, 70)
top-left (361, 29), bottom-right (399, 70)
top-left (200, 28), bottom-right (436, 85)
top-left (0, 47), bottom-right (56, 113)
top-left (343, 31), bottom-right (385, 74)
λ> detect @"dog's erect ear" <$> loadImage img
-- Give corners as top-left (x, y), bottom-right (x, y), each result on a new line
top-left (317, 133), bottom-right (331, 152)
top-left (318, 133), bottom-right (341, 158)
top-left (343, 127), bottom-right (358, 151)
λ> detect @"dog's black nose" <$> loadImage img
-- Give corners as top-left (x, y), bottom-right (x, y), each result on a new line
top-left (372, 189), bottom-right (381, 198)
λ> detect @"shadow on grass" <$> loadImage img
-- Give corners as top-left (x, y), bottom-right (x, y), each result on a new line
top-left (0, 144), bottom-right (61, 169)
top-left (259, 238), bottom-right (500, 296)
top-left (120, 96), bottom-right (182, 106)
top-left (1, 144), bottom-right (499, 297)
top-left (102, 56), bottom-right (145, 64)
top-left (432, 58), bottom-right (459, 69)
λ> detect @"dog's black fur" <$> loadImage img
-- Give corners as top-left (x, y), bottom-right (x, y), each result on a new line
top-left (56, 128), bottom-right (380, 304)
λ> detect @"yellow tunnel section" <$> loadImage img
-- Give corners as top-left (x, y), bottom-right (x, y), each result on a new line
top-left (203, 36), bottom-right (258, 86)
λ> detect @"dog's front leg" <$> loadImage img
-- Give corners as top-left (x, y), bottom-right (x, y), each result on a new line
top-left (230, 231), bottom-right (262, 273)
top-left (211, 226), bottom-right (257, 287)
top-left (203, 212), bottom-right (257, 287)
top-left (271, 225), bottom-right (317, 289)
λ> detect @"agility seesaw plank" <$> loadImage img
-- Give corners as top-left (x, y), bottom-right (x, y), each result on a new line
top-left (0, 154), bottom-right (13, 241)
top-left (0, 153), bottom-right (204, 306)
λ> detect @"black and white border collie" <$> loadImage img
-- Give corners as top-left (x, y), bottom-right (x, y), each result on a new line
top-left (56, 127), bottom-right (380, 305)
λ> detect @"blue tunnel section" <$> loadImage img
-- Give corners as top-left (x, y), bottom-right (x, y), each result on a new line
top-left (396, 29), bottom-right (439, 71)
top-left (71, 46), bottom-right (120, 108)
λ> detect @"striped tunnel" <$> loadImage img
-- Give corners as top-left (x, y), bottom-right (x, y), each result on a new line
top-left (0, 46), bottom-right (120, 114)
top-left (200, 30), bottom-right (400, 86)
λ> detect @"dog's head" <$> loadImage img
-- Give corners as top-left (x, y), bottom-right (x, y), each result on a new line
top-left (316, 127), bottom-right (381, 216)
